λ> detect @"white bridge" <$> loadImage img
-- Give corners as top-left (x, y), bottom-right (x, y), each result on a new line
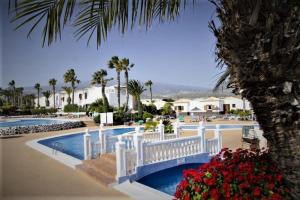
top-left (82, 122), bottom-right (222, 183)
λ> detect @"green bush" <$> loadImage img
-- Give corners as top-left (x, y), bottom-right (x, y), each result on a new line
top-left (142, 112), bottom-right (154, 121)
top-left (93, 115), bottom-right (100, 124)
top-left (143, 104), bottom-right (158, 115)
top-left (0, 105), bottom-right (17, 115)
top-left (64, 104), bottom-right (85, 112)
top-left (163, 119), bottom-right (173, 133)
top-left (145, 121), bottom-right (158, 132)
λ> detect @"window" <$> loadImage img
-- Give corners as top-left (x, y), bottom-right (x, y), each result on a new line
top-left (61, 97), bottom-right (64, 102)
top-left (176, 106), bottom-right (184, 111)
top-left (208, 105), bottom-right (212, 109)
top-left (232, 104), bottom-right (236, 108)
top-left (79, 94), bottom-right (83, 100)
top-left (84, 92), bottom-right (88, 99)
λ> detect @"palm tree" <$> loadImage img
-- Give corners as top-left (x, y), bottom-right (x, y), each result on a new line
top-left (8, 80), bottom-right (16, 106)
top-left (34, 83), bottom-right (41, 108)
top-left (121, 58), bottom-right (134, 112)
top-left (15, 87), bottom-right (24, 107)
top-left (49, 78), bottom-right (57, 108)
top-left (108, 56), bottom-right (124, 109)
top-left (63, 69), bottom-right (80, 105)
top-left (62, 87), bottom-right (72, 105)
top-left (127, 80), bottom-right (146, 118)
top-left (10, 0), bottom-right (300, 197)
top-left (91, 69), bottom-right (113, 112)
top-left (145, 80), bottom-right (153, 102)
top-left (23, 94), bottom-right (35, 109)
top-left (42, 90), bottom-right (51, 107)
top-left (208, 1), bottom-right (300, 197)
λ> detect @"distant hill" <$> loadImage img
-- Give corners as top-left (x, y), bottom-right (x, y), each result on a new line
top-left (21, 81), bottom-right (234, 99)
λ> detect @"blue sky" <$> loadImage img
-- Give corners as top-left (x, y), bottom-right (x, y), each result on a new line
top-left (1, 1), bottom-right (222, 89)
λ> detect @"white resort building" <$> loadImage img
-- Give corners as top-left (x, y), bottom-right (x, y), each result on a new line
top-left (35, 85), bottom-right (133, 110)
top-left (173, 96), bottom-right (251, 114)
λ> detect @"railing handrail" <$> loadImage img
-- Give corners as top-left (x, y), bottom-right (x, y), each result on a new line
top-left (143, 135), bottom-right (201, 146)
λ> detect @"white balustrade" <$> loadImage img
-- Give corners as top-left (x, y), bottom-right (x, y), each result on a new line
top-left (206, 138), bottom-right (219, 155)
top-left (158, 120), bottom-right (165, 141)
top-left (215, 124), bottom-right (222, 151)
top-left (164, 133), bottom-right (177, 140)
top-left (99, 126), bottom-right (106, 154)
top-left (198, 123), bottom-right (206, 153)
top-left (116, 141), bottom-right (127, 177)
top-left (83, 129), bottom-right (92, 160)
top-left (142, 132), bottom-right (160, 142)
top-left (142, 136), bottom-right (202, 165)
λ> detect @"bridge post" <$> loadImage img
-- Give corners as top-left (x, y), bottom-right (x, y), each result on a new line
top-left (198, 122), bottom-right (206, 153)
top-left (134, 133), bottom-right (144, 167)
top-left (174, 122), bottom-right (180, 138)
top-left (116, 141), bottom-right (127, 178)
top-left (215, 124), bottom-right (222, 152)
top-left (99, 124), bottom-right (106, 154)
top-left (158, 120), bottom-right (165, 141)
top-left (135, 125), bottom-right (141, 134)
top-left (83, 128), bottom-right (92, 160)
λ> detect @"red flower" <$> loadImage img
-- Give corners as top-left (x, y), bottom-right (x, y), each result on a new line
top-left (210, 189), bottom-right (219, 200)
top-left (253, 187), bottom-right (262, 197)
top-left (267, 183), bottom-right (275, 190)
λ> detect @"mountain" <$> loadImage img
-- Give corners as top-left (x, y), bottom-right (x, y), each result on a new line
top-left (21, 81), bottom-right (233, 99)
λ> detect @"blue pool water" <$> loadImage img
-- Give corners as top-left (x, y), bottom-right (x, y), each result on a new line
top-left (0, 119), bottom-right (64, 128)
top-left (38, 128), bottom-right (135, 160)
top-left (138, 163), bottom-right (202, 195)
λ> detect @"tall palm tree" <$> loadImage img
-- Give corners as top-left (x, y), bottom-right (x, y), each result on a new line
top-left (208, 0), bottom-right (300, 197)
top-left (121, 58), bottom-right (134, 112)
top-left (62, 87), bottom-right (72, 105)
top-left (16, 87), bottom-right (24, 107)
top-left (91, 69), bottom-right (113, 112)
top-left (34, 83), bottom-right (41, 108)
top-left (49, 78), bottom-right (57, 108)
top-left (127, 80), bottom-right (146, 118)
top-left (63, 69), bottom-right (80, 105)
top-left (145, 80), bottom-right (153, 102)
top-left (8, 80), bottom-right (16, 106)
top-left (23, 94), bottom-right (35, 108)
top-left (10, 0), bottom-right (300, 197)
top-left (42, 90), bottom-right (51, 107)
top-left (108, 56), bottom-right (124, 109)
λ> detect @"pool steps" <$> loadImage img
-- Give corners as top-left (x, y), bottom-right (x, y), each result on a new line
top-left (76, 153), bottom-right (117, 186)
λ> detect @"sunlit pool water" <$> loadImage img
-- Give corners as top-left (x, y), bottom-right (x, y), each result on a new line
top-left (38, 128), bottom-right (135, 160)
top-left (137, 163), bottom-right (202, 196)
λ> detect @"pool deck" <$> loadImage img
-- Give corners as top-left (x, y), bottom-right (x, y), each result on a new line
top-left (1, 119), bottom-right (257, 200)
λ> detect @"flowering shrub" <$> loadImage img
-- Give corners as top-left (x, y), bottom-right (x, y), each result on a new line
top-left (175, 148), bottom-right (290, 200)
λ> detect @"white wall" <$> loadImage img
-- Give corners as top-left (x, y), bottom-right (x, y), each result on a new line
top-left (35, 85), bottom-right (133, 109)
top-left (223, 97), bottom-right (251, 110)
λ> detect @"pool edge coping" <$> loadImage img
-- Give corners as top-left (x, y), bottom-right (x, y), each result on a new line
top-left (25, 126), bottom-right (139, 169)
top-left (114, 180), bottom-right (173, 200)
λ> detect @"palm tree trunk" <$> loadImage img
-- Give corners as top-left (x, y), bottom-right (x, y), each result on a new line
top-left (117, 71), bottom-right (121, 109)
top-left (124, 70), bottom-right (129, 112)
top-left (101, 84), bottom-right (109, 112)
top-left (72, 84), bottom-right (75, 105)
top-left (37, 90), bottom-right (40, 107)
top-left (245, 84), bottom-right (300, 199)
top-left (137, 96), bottom-right (143, 118)
top-left (53, 86), bottom-right (56, 109)
top-left (150, 85), bottom-right (153, 102)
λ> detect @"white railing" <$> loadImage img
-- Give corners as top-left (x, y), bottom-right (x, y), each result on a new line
top-left (142, 135), bottom-right (202, 165)
top-left (142, 132), bottom-right (160, 142)
top-left (206, 138), bottom-right (219, 156)
top-left (164, 133), bottom-right (177, 140)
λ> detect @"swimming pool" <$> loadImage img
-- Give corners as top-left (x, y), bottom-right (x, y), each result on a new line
top-left (38, 128), bottom-right (135, 160)
top-left (0, 119), bottom-right (65, 128)
top-left (137, 163), bottom-right (202, 195)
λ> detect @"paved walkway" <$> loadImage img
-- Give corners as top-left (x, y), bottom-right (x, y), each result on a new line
top-left (0, 127), bottom-right (130, 200)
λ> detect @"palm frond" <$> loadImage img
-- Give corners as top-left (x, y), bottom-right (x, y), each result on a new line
top-left (11, 0), bottom-right (191, 47)
top-left (213, 68), bottom-right (230, 92)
